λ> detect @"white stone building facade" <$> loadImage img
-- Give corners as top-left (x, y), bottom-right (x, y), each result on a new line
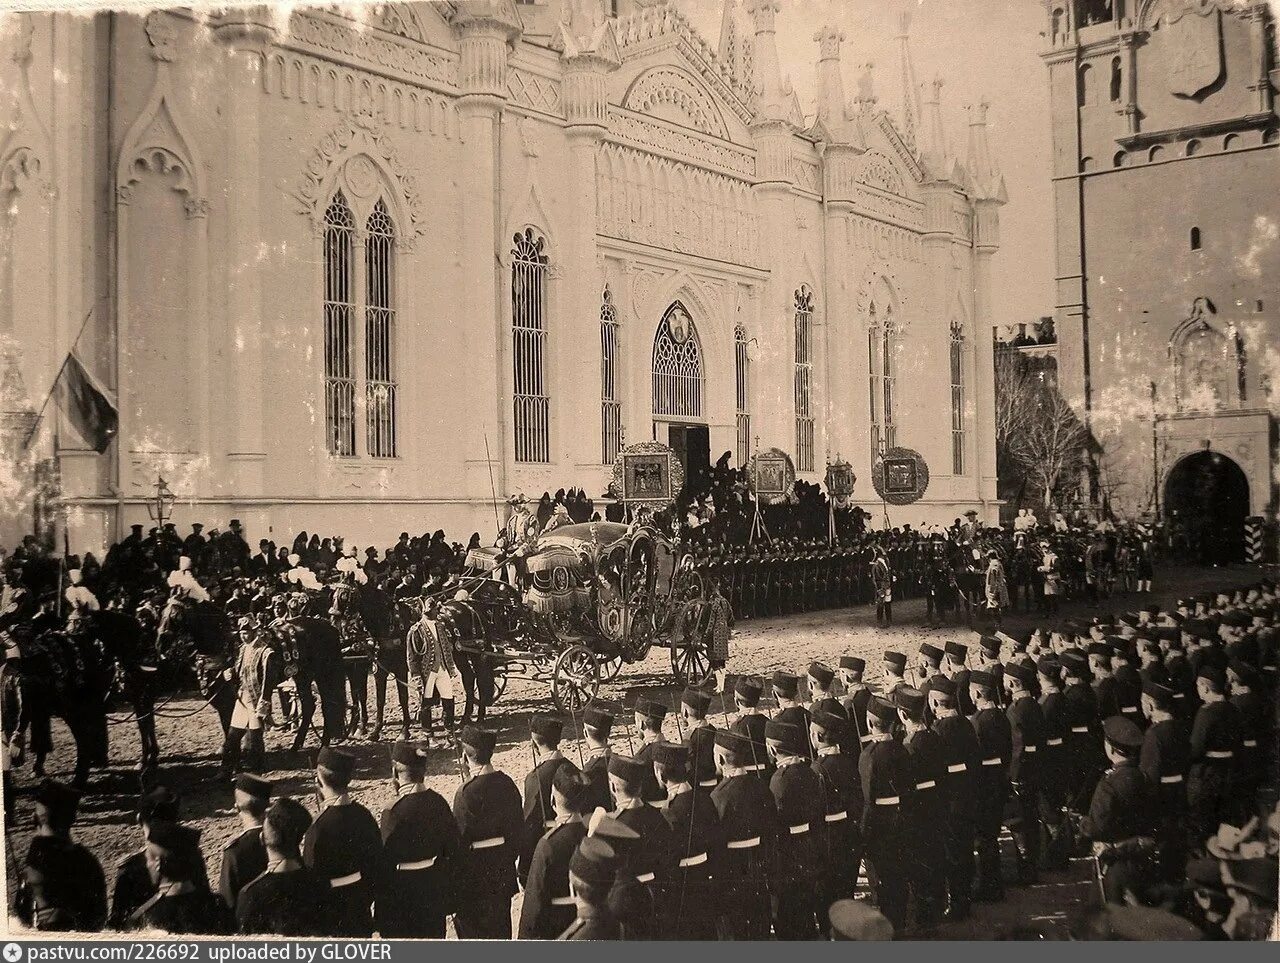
top-left (0, 1), bottom-right (1005, 554)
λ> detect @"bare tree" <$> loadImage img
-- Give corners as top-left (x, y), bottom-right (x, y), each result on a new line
top-left (1018, 386), bottom-right (1090, 510)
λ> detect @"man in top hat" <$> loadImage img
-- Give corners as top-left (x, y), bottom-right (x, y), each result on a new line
top-left (927, 676), bottom-right (980, 922)
top-left (126, 822), bottom-right (228, 935)
top-left (1186, 664), bottom-right (1243, 837)
top-left (302, 747), bottom-right (382, 936)
top-left (1138, 680), bottom-right (1189, 882)
top-left (375, 741), bottom-right (459, 937)
top-left (679, 689), bottom-right (719, 791)
top-left (858, 696), bottom-right (913, 934)
top-left (237, 799), bottom-right (335, 936)
top-left (518, 767), bottom-right (595, 940)
top-left (970, 669), bottom-right (1012, 902)
top-left (219, 774), bottom-right (271, 911)
top-left (765, 719), bottom-right (824, 939)
top-left (895, 686), bottom-right (947, 930)
top-left (1079, 717), bottom-right (1156, 904)
top-left (609, 753), bottom-right (676, 936)
top-left (580, 707), bottom-right (615, 811)
top-left (453, 725), bottom-right (522, 938)
top-left (521, 714), bottom-right (578, 885)
top-left (13, 779), bottom-right (108, 931)
top-left (771, 671), bottom-right (813, 760)
top-left (709, 728), bottom-right (777, 940)
top-left (810, 708), bottom-right (862, 926)
top-left (837, 656), bottom-right (870, 749)
top-left (655, 741), bottom-right (722, 940)
top-left (182, 524), bottom-right (207, 565)
top-left (633, 698), bottom-right (672, 804)
top-left (1003, 660), bottom-right (1046, 883)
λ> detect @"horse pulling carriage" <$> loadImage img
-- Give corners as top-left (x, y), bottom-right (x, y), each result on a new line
top-left (441, 521), bottom-right (716, 716)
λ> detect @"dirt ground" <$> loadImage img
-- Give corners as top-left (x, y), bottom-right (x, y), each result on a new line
top-left (3, 562), bottom-right (1265, 939)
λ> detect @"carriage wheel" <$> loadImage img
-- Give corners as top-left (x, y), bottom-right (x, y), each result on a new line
top-left (670, 618), bottom-right (713, 689)
top-left (551, 645), bottom-right (599, 715)
top-left (597, 655), bottom-right (624, 682)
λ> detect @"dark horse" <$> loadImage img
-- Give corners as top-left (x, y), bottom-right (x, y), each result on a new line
top-left (268, 602), bottom-right (347, 751)
top-left (155, 593), bottom-right (237, 735)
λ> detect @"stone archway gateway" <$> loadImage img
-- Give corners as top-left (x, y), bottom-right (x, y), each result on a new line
top-left (1164, 450), bottom-right (1250, 564)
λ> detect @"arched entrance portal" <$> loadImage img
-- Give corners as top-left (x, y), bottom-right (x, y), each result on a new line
top-left (1164, 450), bottom-right (1249, 564)
top-left (652, 301), bottom-right (709, 489)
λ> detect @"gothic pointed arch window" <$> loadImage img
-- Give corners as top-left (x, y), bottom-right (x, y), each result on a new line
top-left (324, 192), bottom-right (356, 457)
top-left (949, 321), bottom-right (966, 475)
top-left (867, 301), bottom-right (897, 460)
top-left (600, 285), bottom-right (622, 464)
top-left (652, 302), bottom-right (703, 419)
top-left (794, 286), bottom-right (815, 472)
top-left (512, 228), bottom-right (550, 463)
top-left (365, 200), bottom-right (397, 458)
top-left (735, 323), bottom-right (750, 466)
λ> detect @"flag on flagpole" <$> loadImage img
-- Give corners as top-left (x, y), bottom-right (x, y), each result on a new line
top-left (47, 349), bottom-right (117, 453)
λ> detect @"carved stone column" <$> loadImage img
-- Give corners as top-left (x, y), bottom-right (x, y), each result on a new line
top-left (972, 197), bottom-right (1001, 508)
top-left (454, 3), bottom-right (520, 503)
top-left (820, 144), bottom-right (858, 460)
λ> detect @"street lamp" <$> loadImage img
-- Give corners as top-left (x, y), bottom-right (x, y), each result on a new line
top-left (146, 475), bottom-right (176, 530)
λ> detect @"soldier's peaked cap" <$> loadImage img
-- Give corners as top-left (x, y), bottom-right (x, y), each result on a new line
top-left (582, 707), bottom-right (613, 732)
top-left (978, 635), bottom-right (1001, 655)
top-left (635, 699), bottom-right (669, 721)
top-left (569, 836), bottom-right (623, 887)
top-left (460, 725), bottom-right (498, 754)
top-left (807, 661), bottom-right (835, 686)
top-left (735, 675), bottom-right (764, 703)
top-left (839, 655), bottom-right (866, 672)
top-left (652, 742), bottom-right (689, 768)
top-left (929, 675), bottom-right (957, 697)
top-left (763, 720), bottom-right (802, 744)
top-left (233, 774), bottom-right (273, 801)
top-left (770, 670), bottom-right (800, 695)
top-left (530, 714), bottom-right (565, 742)
top-left (882, 650), bottom-right (908, 671)
top-left (968, 669), bottom-right (997, 689)
top-left (607, 754), bottom-right (648, 785)
top-left (1003, 661), bottom-right (1035, 687)
top-left (316, 747), bottom-right (355, 781)
top-left (866, 696), bottom-right (897, 723)
top-left (714, 728), bottom-right (754, 754)
top-left (919, 643), bottom-right (944, 664)
top-left (1102, 716), bottom-right (1143, 752)
top-left (681, 688), bottom-right (711, 712)
top-left (944, 641), bottom-right (968, 661)
top-left (893, 686), bottom-right (926, 719)
top-left (810, 709), bottom-right (846, 734)
top-left (391, 741), bottom-right (426, 767)
top-left (1141, 680), bottom-right (1176, 708)
top-left (1036, 658), bottom-right (1062, 679)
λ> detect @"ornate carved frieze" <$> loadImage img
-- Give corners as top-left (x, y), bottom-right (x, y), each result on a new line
top-left (260, 48), bottom-right (458, 139)
top-left (597, 141), bottom-right (760, 267)
top-left (791, 155), bottom-right (822, 194)
top-left (507, 69), bottom-right (562, 116)
top-left (846, 213), bottom-right (922, 265)
top-left (623, 66), bottom-right (729, 139)
top-left (282, 10), bottom-right (458, 92)
top-left (875, 112), bottom-right (925, 183)
top-left (607, 107), bottom-right (755, 180)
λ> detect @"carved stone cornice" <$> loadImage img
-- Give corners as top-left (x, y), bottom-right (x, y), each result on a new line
top-left (282, 10), bottom-right (459, 92)
top-left (208, 5), bottom-right (278, 53)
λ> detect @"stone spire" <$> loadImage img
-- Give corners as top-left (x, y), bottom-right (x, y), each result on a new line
top-left (894, 10), bottom-right (921, 151)
top-left (853, 61), bottom-right (877, 113)
top-left (746, 0), bottom-right (800, 125)
top-left (809, 24), bottom-right (862, 147)
top-left (718, 0), bottom-right (754, 91)
top-left (919, 74), bottom-right (962, 183)
top-left (966, 97), bottom-right (1008, 202)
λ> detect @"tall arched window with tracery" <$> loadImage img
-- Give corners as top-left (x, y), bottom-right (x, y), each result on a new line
top-left (794, 286), bottom-right (815, 472)
top-left (512, 229), bottom-right (550, 463)
top-left (867, 302), bottom-right (897, 460)
top-left (365, 200), bottom-right (397, 458)
top-left (324, 192), bottom-right (356, 457)
top-left (652, 302), bottom-right (702, 419)
top-left (735, 323), bottom-right (750, 465)
top-left (949, 322), bottom-right (966, 475)
top-left (600, 286), bottom-right (621, 464)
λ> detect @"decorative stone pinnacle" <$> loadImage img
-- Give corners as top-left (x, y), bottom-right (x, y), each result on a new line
top-left (145, 11), bottom-right (179, 63)
top-left (814, 24), bottom-right (844, 61)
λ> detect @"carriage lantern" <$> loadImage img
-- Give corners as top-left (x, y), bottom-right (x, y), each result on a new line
top-left (146, 475), bottom-right (176, 529)
top-left (825, 456), bottom-right (855, 501)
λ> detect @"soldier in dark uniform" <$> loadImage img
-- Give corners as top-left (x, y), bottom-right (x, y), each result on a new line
top-left (1110, 638), bottom-right (1145, 726)
top-left (1138, 680), bottom-right (1189, 882)
top-left (301, 747), bottom-right (382, 936)
top-left (1089, 642), bottom-right (1121, 719)
top-left (765, 719), bottom-right (824, 939)
top-left (13, 779), bottom-right (108, 932)
top-left (970, 669), bottom-right (1011, 902)
top-left (237, 799), bottom-right (335, 936)
top-left (126, 823), bottom-right (229, 935)
top-left (520, 714), bottom-right (578, 885)
top-left (110, 785), bottom-right (201, 928)
top-left (809, 708), bottom-right (861, 930)
top-left (896, 686), bottom-right (947, 931)
top-left (710, 728), bottom-right (777, 939)
top-left (1062, 650), bottom-right (1103, 805)
top-left (453, 725), bottom-right (522, 938)
top-left (678, 689), bottom-right (719, 791)
top-left (975, 636), bottom-right (1005, 705)
top-left (1079, 717), bottom-right (1157, 904)
top-left (218, 774), bottom-right (271, 911)
top-left (838, 656), bottom-right (871, 750)
top-left (859, 696), bottom-right (913, 935)
top-left (770, 671), bottom-right (812, 759)
top-left (1003, 660), bottom-right (1046, 883)
top-left (1186, 664), bottom-right (1242, 838)
top-left (518, 767), bottom-right (593, 940)
top-left (580, 707), bottom-right (615, 811)
top-left (944, 642), bottom-right (975, 717)
top-left (632, 699), bottom-right (671, 804)
top-left (557, 837), bottom-right (629, 940)
top-left (1227, 657), bottom-right (1266, 812)
top-left (609, 753), bottom-right (676, 938)
top-left (1036, 657), bottom-right (1072, 871)
top-left (730, 675), bottom-right (770, 779)
top-left (881, 650), bottom-right (909, 701)
top-left (376, 741), bottom-right (460, 937)
top-left (655, 741), bottom-right (722, 940)
top-left (928, 676), bottom-right (980, 922)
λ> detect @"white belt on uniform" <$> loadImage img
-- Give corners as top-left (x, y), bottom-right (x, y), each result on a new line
top-left (788, 822), bottom-right (810, 835)
top-left (726, 837), bottom-right (761, 850)
top-left (981, 757), bottom-right (1003, 767)
top-left (1205, 750), bottom-right (1234, 759)
top-left (915, 780), bottom-right (937, 790)
top-left (1070, 726), bottom-right (1090, 734)
top-left (1160, 774), bottom-right (1184, 784)
top-left (329, 872), bottom-right (362, 888)
top-left (1046, 737), bottom-right (1064, 746)
top-left (859, 735), bottom-right (875, 744)
top-left (946, 763), bottom-right (968, 774)
top-left (678, 852), bottom-right (709, 868)
top-left (698, 779), bottom-right (719, 788)
top-left (743, 764), bottom-right (766, 772)
top-left (396, 858), bottom-right (437, 871)
top-left (650, 800), bottom-right (669, 810)
top-left (1173, 692), bottom-right (1187, 698)
top-left (824, 810), bottom-right (848, 823)
top-left (1242, 739), bottom-right (1258, 748)
top-left (470, 836), bottom-right (505, 850)
top-left (1120, 707), bottom-right (1139, 714)
top-left (874, 796), bottom-right (900, 806)
top-left (635, 872), bottom-right (656, 883)
top-left (1023, 745), bottom-right (1037, 753)
top-left (543, 819), bottom-right (558, 828)
top-left (550, 896), bottom-right (576, 906)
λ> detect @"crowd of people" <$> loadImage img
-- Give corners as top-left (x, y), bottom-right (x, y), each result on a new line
top-left (7, 575), bottom-right (1278, 940)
